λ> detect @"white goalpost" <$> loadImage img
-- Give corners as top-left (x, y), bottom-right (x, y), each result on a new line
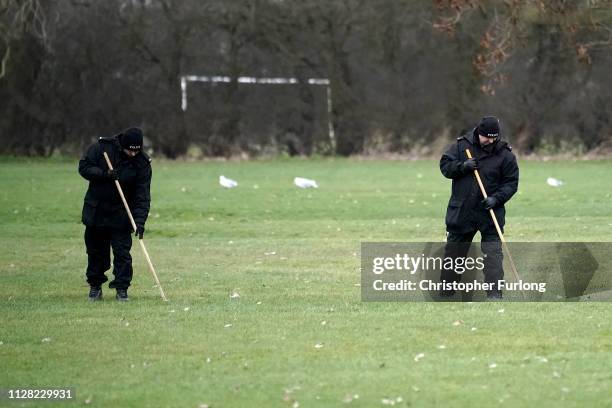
top-left (180, 75), bottom-right (335, 149)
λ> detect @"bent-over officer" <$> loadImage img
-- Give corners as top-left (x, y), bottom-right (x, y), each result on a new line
top-left (78, 127), bottom-right (152, 301)
top-left (439, 116), bottom-right (519, 300)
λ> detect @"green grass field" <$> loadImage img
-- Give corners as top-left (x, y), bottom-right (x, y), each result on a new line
top-left (1, 157), bottom-right (611, 407)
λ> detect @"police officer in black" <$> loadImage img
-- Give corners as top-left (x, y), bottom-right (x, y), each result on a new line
top-left (78, 128), bottom-right (152, 301)
top-left (439, 116), bottom-right (519, 300)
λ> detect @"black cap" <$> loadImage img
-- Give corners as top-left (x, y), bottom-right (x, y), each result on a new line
top-left (477, 116), bottom-right (500, 139)
top-left (119, 127), bottom-right (143, 151)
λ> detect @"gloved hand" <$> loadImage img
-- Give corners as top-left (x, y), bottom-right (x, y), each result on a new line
top-left (462, 158), bottom-right (478, 172)
top-left (135, 223), bottom-right (145, 239)
top-left (106, 169), bottom-right (119, 180)
top-left (482, 196), bottom-right (498, 210)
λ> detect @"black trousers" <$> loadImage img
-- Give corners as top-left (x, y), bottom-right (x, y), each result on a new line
top-left (440, 230), bottom-right (504, 291)
top-left (84, 226), bottom-right (133, 289)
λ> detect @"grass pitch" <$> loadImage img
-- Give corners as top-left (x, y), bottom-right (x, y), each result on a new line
top-left (1, 157), bottom-right (611, 407)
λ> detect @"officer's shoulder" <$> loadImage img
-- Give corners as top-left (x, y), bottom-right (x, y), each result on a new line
top-left (497, 140), bottom-right (513, 153)
top-left (456, 135), bottom-right (467, 141)
top-left (500, 143), bottom-right (517, 162)
top-left (137, 151), bottom-right (152, 167)
top-left (98, 136), bottom-right (115, 144)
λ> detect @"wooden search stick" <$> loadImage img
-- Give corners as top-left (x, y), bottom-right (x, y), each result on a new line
top-left (103, 152), bottom-right (168, 301)
top-left (465, 149), bottom-right (525, 300)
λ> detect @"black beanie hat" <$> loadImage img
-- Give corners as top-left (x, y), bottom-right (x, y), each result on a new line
top-left (477, 116), bottom-right (500, 138)
top-left (120, 127), bottom-right (143, 151)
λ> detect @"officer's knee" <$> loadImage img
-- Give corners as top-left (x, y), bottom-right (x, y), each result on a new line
top-left (481, 240), bottom-right (502, 256)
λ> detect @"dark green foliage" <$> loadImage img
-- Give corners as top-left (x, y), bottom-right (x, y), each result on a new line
top-left (1, 0), bottom-right (611, 157)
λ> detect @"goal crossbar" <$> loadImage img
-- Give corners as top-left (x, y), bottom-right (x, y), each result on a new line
top-left (180, 75), bottom-right (335, 148)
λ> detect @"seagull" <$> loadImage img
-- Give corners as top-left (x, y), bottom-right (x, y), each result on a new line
top-left (546, 177), bottom-right (563, 187)
top-left (219, 175), bottom-right (238, 188)
top-left (294, 177), bottom-right (318, 189)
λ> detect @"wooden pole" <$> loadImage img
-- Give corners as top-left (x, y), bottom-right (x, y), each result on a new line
top-left (103, 152), bottom-right (168, 301)
top-left (465, 148), bottom-right (524, 300)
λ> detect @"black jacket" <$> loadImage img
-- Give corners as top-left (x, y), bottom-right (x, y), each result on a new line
top-left (79, 136), bottom-right (152, 230)
top-left (440, 129), bottom-right (519, 234)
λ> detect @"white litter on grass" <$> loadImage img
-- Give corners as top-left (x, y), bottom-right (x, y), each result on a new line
top-left (437, 345), bottom-right (446, 350)
top-left (294, 177), bottom-right (318, 189)
top-left (452, 320), bottom-right (464, 326)
top-left (414, 352), bottom-right (425, 362)
top-left (42, 337), bottom-right (51, 343)
top-left (264, 251), bottom-right (276, 256)
top-left (547, 177), bottom-right (564, 187)
top-left (342, 394), bottom-right (360, 403)
top-left (219, 175), bottom-right (238, 188)
top-left (471, 327), bottom-right (478, 332)
top-left (183, 307), bottom-right (190, 312)
top-left (498, 308), bottom-right (505, 313)
top-left (230, 291), bottom-right (240, 299)
top-left (314, 343), bottom-right (324, 349)
top-left (381, 396), bottom-right (403, 405)
top-left (489, 362), bottom-right (498, 369)
top-left (224, 323), bottom-right (232, 328)
top-left (321, 320), bottom-right (327, 326)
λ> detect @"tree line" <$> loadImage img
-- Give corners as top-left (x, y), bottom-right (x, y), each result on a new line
top-left (1, 0), bottom-right (612, 157)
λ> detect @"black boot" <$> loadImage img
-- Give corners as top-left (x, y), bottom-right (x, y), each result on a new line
top-left (88, 286), bottom-right (103, 301)
top-left (116, 288), bottom-right (129, 302)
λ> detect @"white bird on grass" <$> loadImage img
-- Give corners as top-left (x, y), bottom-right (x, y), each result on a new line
top-left (219, 175), bottom-right (238, 188)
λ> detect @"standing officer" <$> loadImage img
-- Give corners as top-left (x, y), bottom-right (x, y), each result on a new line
top-left (78, 128), bottom-right (152, 301)
top-left (439, 116), bottom-right (519, 299)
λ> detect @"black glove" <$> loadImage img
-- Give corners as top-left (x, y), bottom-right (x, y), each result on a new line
top-left (462, 158), bottom-right (478, 172)
top-left (135, 223), bottom-right (145, 239)
top-left (482, 196), bottom-right (498, 210)
top-left (106, 169), bottom-right (119, 180)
